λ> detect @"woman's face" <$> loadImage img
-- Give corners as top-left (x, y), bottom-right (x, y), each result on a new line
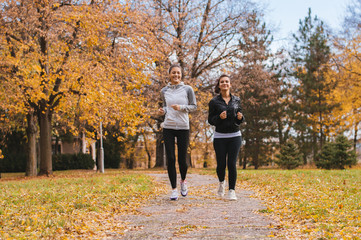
top-left (169, 67), bottom-right (182, 85)
top-left (219, 76), bottom-right (231, 91)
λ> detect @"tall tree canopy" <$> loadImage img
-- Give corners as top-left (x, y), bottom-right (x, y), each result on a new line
top-left (0, 0), bottom-right (153, 175)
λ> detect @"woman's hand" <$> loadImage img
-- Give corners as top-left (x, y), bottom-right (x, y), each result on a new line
top-left (171, 104), bottom-right (180, 111)
top-left (158, 108), bottom-right (165, 116)
top-left (220, 111), bottom-right (227, 119)
top-left (237, 112), bottom-right (243, 120)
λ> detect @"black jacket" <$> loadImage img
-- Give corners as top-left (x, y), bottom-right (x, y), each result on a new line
top-left (208, 94), bottom-right (245, 133)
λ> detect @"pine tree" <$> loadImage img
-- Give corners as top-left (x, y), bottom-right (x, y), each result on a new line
top-left (275, 140), bottom-right (302, 170)
top-left (234, 12), bottom-right (280, 169)
top-left (289, 8), bottom-right (334, 163)
top-left (315, 135), bottom-right (357, 169)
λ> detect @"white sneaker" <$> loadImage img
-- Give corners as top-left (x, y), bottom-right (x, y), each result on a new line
top-left (228, 189), bottom-right (237, 201)
top-left (180, 180), bottom-right (188, 197)
top-left (218, 181), bottom-right (226, 197)
top-left (170, 189), bottom-right (178, 201)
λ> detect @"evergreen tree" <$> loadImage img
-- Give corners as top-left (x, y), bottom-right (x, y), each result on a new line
top-left (314, 142), bottom-right (335, 170)
top-left (275, 140), bottom-right (302, 170)
top-left (333, 135), bottom-right (357, 169)
top-left (289, 8), bottom-right (334, 163)
top-left (315, 135), bottom-right (357, 169)
top-left (234, 12), bottom-right (281, 169)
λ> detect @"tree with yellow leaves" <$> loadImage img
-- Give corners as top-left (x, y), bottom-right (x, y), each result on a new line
top-left (326, 32), bottom-right (361, 149)
top-left (0, 0), bottom-right (153, 175)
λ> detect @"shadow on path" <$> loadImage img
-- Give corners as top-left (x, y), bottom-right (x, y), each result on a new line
top-left (115, 173), bottom-right (278, 239)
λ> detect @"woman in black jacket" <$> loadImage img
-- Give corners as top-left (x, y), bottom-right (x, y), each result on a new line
top-left (208, 74), bottom-right (245, 200)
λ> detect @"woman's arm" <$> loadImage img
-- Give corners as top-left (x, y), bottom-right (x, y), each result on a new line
top-left (179, 86), bottom-right (197, 113)
top-left (208, 100), bottom-right (221, 126)
top-left (159, 89), bottom-right (167, 115)
top-left (235, 100), bottom-right (245, 124)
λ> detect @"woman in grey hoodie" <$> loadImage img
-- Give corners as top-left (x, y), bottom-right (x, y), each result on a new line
top-left (158, 64), bottom-right (197, 200)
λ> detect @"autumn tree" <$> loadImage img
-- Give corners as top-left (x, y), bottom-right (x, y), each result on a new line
top-left (289, 9), bottom-right (334, 162)
top-left (325, 0), bottom-right (361, 150)
top-left (0, 0), bottom-right (152, 175)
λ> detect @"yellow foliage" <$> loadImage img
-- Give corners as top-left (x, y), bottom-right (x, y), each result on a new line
top-left (0, 1), bottom-right (156, 136)
top-left (325, 32), bottom-right (361, 135)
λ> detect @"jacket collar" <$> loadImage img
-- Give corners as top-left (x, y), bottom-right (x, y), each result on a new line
top-left (217, 93), bottom-right (235, 102)
top-left (167, 81), bottom-right (185, 89)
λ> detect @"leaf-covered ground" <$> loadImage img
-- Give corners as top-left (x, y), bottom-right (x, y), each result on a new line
top-left (234, 169), bottom-right (361, 239)
top-left (0, 170), bottom-right (166, 239)
top-left (1, 168), bottom-right (361, 239)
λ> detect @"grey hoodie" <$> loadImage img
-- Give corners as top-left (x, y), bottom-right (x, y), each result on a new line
top-left (160, 82), bottom-right (197, 130)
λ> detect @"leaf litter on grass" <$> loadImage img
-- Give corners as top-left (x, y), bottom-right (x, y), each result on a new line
top-left (0, 170), bottom-right (166, 239)
top-left (237, 169), bottom-right (361, 239)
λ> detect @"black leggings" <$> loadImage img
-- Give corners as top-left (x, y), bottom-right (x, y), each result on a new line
top-left (213, 136), bottom-right (242, 190)
top-left (163, 129), bottom-right (189, 189)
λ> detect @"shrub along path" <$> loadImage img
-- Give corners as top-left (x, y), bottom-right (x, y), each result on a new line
top-left (115, 173), bottom-right (279, 239)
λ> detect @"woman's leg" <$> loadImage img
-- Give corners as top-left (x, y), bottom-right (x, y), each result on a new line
top-left (163, 129), bottom-right (177, 189)
top-left (227, 136), bottom-right (242, 190)
top-left (176, 130), bottom-right (189, 181)
top-left (213, 138), bottom-right (227, 182)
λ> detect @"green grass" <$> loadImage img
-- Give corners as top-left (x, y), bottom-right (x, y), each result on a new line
top-left (0, 170), bottom-right (165, 239)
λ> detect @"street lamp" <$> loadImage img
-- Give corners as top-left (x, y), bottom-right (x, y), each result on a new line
top-left (99, 121), bottom-right (104, 173)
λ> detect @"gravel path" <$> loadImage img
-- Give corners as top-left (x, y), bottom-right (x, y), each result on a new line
top-left (116, 173), bottom-right (279, 239)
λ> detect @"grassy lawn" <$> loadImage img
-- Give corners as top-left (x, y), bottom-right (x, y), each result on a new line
top-left (235, 169), bottom-right (361, 239)
top-left (0, 170), bottom-right (166, 239)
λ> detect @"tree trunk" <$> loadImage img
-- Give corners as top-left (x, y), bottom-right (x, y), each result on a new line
top-left (142, 132), bottom-right (152, 168)
top-left (38, 109), bottom-right (53, 176)
top-left (312, 131), bottom-right (317, 162)
top-left (154, 128), bottom-right (164, 167)
top-left (354, 123), bottom-right (358, 151)
top-left (26, 110), bottom-right (37, 176)
top-left (276, 117), bottom-right (284, 145)
top-left (243, 151), bottom-right (247, 169)
top-left (251, 133), bottom-right (261, 169)
top-left (253, 142), bottom-right (259, 169)
top-left (126, 135), bottom-right (139, 169)
top-left (301, 134), bottom-right (307, 165)
top-left (242, 129), bottom-right (250, 169)
top-left (203, 144), bottom-right (209, 168)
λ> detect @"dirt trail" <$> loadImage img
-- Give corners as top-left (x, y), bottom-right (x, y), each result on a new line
top-left (115, 173), bottom-right (278, 239)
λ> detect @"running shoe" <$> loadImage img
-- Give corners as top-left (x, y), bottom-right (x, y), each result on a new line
top-left (228, 189), bottom-right (237, 201)
top-left (218, 181), bottom-right (226, 197)
top-left (180, 180), bottom-right (188, 197)
top-left (170, 189), bottom-right (178, 201)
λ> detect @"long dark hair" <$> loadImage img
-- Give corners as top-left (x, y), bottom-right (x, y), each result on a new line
top-left (215, 74), bottom-right (231, 94)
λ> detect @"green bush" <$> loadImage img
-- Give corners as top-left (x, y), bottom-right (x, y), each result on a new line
top-left (275, 140), bottom-right (302, 170)
top-left (103, 132), bottom-right (125, 168)
top-left (315, 135), bottom-right (357, 170)
top-left (0, 130), bottom-right (27, 173)
top-left (53, 153), bottom-right (94, 170)
top-left (0, 149), bottom-right (27, 172)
